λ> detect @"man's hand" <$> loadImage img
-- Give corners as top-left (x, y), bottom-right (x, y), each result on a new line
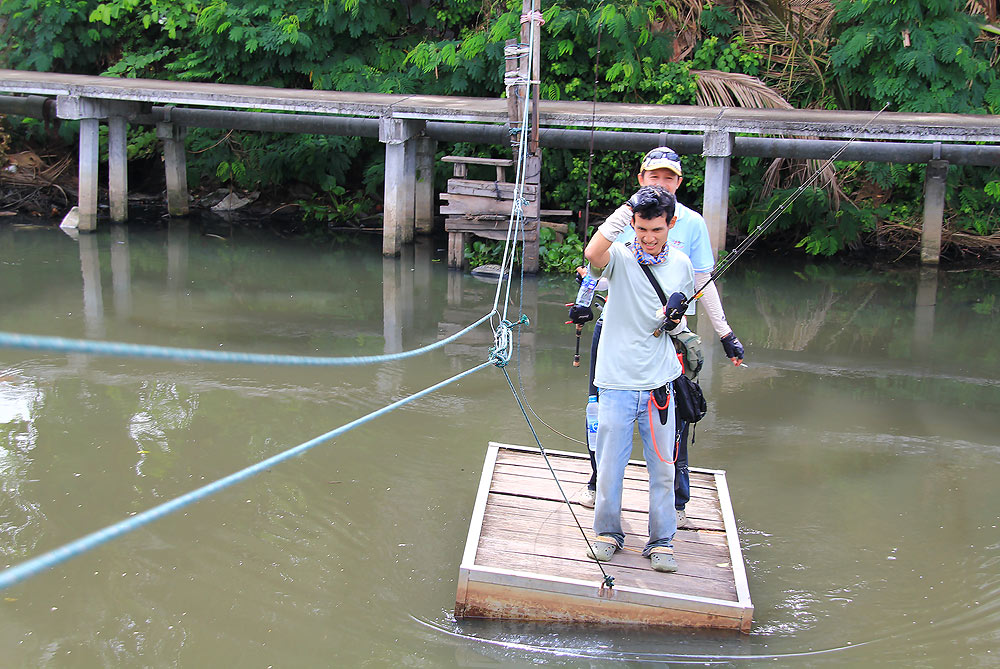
top-left (626, 190), bottom-right (642, 210)
top-left (665, 292), bottom-right (687, 323)
top-left (721, 332), bottom-right (744, 365)
top-left (566, 304), bottom-right (594, 325)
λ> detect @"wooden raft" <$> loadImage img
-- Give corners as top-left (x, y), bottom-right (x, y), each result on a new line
top-left (455, 442), bottom-right (753, 632)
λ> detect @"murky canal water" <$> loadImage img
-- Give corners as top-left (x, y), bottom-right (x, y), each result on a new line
top-left (1, 219), bottom-right (998, 666)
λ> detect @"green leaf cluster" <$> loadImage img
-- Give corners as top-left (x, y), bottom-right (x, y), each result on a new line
top-left (829, 0), bottom-right (1000, 114)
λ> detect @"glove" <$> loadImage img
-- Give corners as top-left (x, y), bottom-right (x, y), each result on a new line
top-left (721, 332), bottom-right (744, 362)
top-left (567, 304), bottom-right (594, 325)
top-left (596, 204), bottom-right (632, 242)
top-left (626, 190), bottom-right (642, 210)
top-left (665, 292), bottom-right (687, 323)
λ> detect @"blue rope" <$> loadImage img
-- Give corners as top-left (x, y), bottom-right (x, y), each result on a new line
top-left (0, 314), bottom-right (494, 366)
top-left (0, 360), bottom-right (494, 591)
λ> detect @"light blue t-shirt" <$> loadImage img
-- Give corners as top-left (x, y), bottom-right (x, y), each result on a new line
top-left (616, 201), bottom-right (714, 273)
top-left (590, 243), bottom-right (695, 390)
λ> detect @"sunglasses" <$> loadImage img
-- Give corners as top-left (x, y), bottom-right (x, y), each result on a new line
top-left (643, 149), bottom-right (680, 162)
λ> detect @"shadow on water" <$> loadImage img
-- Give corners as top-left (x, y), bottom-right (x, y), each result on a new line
top-left (1, 217), bottom-right (999, 665)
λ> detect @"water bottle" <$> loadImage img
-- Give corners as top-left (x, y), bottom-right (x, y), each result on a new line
top-left (586, 395), bottom-right (599, 450)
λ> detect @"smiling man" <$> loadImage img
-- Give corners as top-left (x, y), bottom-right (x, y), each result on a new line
top-left (582, 185), bottom-right (695, 573)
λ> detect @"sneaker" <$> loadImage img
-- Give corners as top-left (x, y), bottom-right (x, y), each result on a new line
top-left (649, 546), bottom-right (678, 573)
top-left (580, 487), bottom-right (596, 508)
top-left (676, 508), bottom-right (691, 529)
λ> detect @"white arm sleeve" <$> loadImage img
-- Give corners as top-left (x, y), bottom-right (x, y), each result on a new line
top-left (694, 271), bottom-right (733, 338)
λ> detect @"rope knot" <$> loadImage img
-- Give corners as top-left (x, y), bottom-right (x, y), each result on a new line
top-left (520, 10), bottom-right (544, 26)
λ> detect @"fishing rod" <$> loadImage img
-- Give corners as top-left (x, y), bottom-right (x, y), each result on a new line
top-left (566, 7), bottom-right (605, 366)
top-left (653, 102), bottom-right (891, 337)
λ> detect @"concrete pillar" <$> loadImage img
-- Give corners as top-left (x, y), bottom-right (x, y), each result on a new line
top-left (157, 120), bottom-right (189, 216)
top-left (702, 130), bottom-right (734, 257)
top-left (77, 118), bottom-right (100, 232)
top-left (414, 136), bottom-right (437, 234)
top-left (921, 160), bottom-right (949, 265)
top-left (108, 115), bottom-right (129, 223)
top-left (379, 117), bottom-right (424, 257)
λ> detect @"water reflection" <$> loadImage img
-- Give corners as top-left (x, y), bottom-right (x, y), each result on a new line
top-left (0, 220), bottom-right (998, 666)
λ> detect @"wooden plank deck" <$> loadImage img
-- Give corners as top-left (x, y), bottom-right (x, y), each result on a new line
top-left (456, 442), bottom-right (752, 632)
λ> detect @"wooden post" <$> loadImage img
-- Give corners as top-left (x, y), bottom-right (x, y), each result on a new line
top-left (921, 159), bottom-right (949, 265)
top-left (108, 115), bottom-right (128, 223)
top-left (157, 119), bottom-right (189, 216)
top-left (702, 129), bottom-right (734, 258)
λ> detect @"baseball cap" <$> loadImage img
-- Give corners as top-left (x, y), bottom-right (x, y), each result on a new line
top-left (640, 147), bottom-right (682, 176)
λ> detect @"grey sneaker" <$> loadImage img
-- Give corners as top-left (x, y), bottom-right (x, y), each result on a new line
top-left (676, 508), bottom-right (691, 529)
top-left (580, 487), bottom-right (596, 508)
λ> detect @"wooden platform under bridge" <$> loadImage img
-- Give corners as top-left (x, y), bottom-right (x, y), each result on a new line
top-left (455, 443), bottom-right (752, 632)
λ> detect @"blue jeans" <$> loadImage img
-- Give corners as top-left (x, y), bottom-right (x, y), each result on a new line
top-left (594, 387), bottom-right (677, 556)
top-left (587, 319), bottom-right (690, 510)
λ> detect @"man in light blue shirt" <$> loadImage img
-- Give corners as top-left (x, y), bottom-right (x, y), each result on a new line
top-left (583, 185), bottom-right (693, 573)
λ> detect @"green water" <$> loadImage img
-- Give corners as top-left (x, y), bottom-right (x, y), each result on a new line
top-left (1, 220), bottom-right (998, 666)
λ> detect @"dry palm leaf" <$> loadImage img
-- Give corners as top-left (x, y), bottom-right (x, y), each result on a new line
top-left (693, 69), bottom-right (845, 207)
top-left (735, 0), bottom-right (836, 97)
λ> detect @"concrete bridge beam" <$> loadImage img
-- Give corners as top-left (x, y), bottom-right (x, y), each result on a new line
top-left (921, 159), bottom-right (949, 265)
top-left (702, 130), bottom-right (734, 257)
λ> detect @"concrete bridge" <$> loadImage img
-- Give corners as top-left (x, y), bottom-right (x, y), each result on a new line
top-left (2, 69), bottom-right (999, 266)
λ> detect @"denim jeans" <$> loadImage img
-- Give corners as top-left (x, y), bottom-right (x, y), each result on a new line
top-left (594, 386), bottom-right (677, 556)
top-left (675, 420), bottom-right (690, 509)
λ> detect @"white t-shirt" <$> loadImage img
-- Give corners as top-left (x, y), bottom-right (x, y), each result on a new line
top-left (590, 243), bottom-right (695, 391)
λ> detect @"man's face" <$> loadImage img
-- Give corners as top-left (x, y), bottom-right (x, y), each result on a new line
top-left (638, 168), bottom-right (682, 194)
top-left (633, 213), bottom-right (675, 255)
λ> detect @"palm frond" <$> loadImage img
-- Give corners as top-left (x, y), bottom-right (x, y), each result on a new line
top-left (693, 69), bottom-right (844, 207)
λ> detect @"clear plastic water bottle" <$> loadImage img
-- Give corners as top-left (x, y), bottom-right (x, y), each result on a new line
top-left (586, 395), bottom-right (599, 450)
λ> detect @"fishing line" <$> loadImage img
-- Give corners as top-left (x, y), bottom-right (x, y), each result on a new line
top-left (686, 103), bottom-right (891, 304)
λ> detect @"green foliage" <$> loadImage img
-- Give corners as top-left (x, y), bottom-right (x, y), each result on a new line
top-left (742, 185), bottom-right (880, 257)
top-left (691, 35), bottom-right (760, 75)
top-left (700, 3), bottom-right (739, 38)
top-left (0, 0), bottom-right (119, 72)
top-left (464, 238), bottom-right (506, 268)
top-left (829, 0), bottom-right (999, 113)
top-left (539, 228), bottom-right (584, 274)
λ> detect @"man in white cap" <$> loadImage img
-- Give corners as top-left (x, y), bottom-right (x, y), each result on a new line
top-left (568, 147), bottom-right (744, 526)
